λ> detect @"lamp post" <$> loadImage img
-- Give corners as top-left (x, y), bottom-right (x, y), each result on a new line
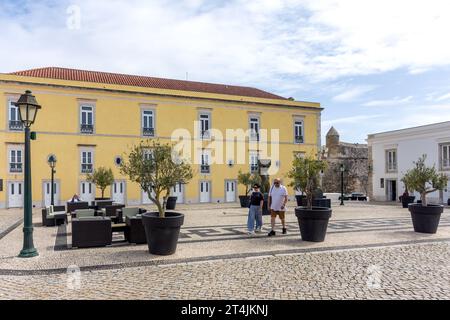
top-left (340, 164), bottom-right (345, 206)
top-left (47, 155), bottom-right (57, 206)
top-left (15, 90), bottom-right (41, 258)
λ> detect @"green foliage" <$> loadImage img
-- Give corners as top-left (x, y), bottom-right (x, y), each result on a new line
top-left (87, 167), bottom-right (115, 198)
top-left (287, 155), bottom-right (327, 209)
top-left (120, 140), bottom-right (193, 217)
top-left (237, 170), bottom-right (262, 195)
top-left (403, 154), bottom-right (448, 206)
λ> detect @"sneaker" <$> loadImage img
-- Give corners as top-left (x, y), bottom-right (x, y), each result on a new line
top-left (268, 230), bottom-right (276, 237)
top-left (247, 231), bottom-right (255, 235)
top-left (255, 228), bottom-right (262, 233)
top-left (282, 228), bottom-right (287, 234)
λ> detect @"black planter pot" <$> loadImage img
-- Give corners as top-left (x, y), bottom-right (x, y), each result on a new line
top-left (297, 196), bottom-right (331, 209)
top-left (447, 198), bottom-right (450, 206)
top-left (295, 207), bottom-right (332, 242)
top-left (401, 196), bottom-right (415, 208)
top-left (142, 212), bottom-right (184, 255)
top-left (408, 204), bottom-right (444, 234)
top-left (165, 196), bottom-right (177, 210)
top-left (239, 195), bottom-right (250, 208)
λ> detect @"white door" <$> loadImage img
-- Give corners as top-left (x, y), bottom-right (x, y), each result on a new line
top-left (171, 183), bottom-right (184, 203)
top-left (80, 182), bottom-right (95, 204)
top-left (112, 181), bottom-right (125, 204)
top-left (225, 181), bottom-right (236, 202)
top-left (142, 187), bottom-right (155, 205)
top-left (8, 181), bottom-right (24, 208)
top-left (200, 181), bottom-right (211, 203)
top-left (43, 181), bottom-right (60, 207)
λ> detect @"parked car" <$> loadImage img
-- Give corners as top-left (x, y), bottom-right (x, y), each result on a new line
top-left (350, 193), bottom-right (368, 201)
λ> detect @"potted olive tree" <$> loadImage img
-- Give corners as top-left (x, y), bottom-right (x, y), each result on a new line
top-left (237, 170), bottom-right (261, 208)
top-left (87, 166), bottom-right (115, 200)
top-left (403, 155), bottom-right (448, 233)
top-left (400, 176), bottom-right (415, 208)
top-left (288, 155), bottom-right (331, 242)
top-left (121, 140), bottom-right (193, 255)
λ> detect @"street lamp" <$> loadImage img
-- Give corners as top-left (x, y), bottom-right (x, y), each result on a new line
top-left (340, 164), bottom-right (345, 206)
top-left (47, 155), bottom-right (57, 206)
top-left (14, 90), bottom-right (41, 258)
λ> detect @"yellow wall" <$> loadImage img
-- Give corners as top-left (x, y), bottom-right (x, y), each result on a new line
top-left (0, 74), bottom-right (322, 208)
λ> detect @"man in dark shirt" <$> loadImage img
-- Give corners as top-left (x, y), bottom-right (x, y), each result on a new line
top-left (247, 184), bottom-right (264, 234)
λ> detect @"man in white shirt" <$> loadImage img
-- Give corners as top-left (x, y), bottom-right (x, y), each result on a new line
top-left (268, 178), bottom-right (288, 236)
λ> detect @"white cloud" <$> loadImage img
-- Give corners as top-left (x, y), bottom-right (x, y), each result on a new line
top-left (322, 114), bottom-right (383, 127)
top-left (0, 0), bottom-right (449, 93)
top-left (436, 92), bottom-right (450, 102)
top-left (332, 85), bottom-right (376, 102)
top-left (363, 96), bottom-right (413, 107)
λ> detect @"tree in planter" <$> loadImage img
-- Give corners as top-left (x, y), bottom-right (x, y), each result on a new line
top-left (86, 167), bottom-right (115, 199)
top-left (237, 170), bottom-right (262, 196)
top-left (120, 140), bottom-right (193, 217)
top-left (287, 155), bottom-right (327, 209)
top-left (402, 155), bottom-right (448, 206)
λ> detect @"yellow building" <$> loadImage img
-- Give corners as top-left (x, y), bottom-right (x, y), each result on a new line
top-left (0, 67), bottom-right (322, 208)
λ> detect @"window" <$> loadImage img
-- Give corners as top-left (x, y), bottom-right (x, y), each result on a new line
top-left (9, 149), bottom-right (23, 173)
top-left (143, 148), bottom-right (154, 161)
top-left (294, 151), bottom-right (306, 159)
top-left (199, 113), bottom-right (210, 139)
top-left (8, 100), bottom-right (23, 131)
top-left (81, 150), bottom-right (93, 173)
top-left (142, 110), bottom-right (155, 137)
top-left (440, 143), bottom-right (450, 170)
top-left (200, 150), bottom-right (210, 174)
top-left (386, 149), bottom-right (397, 172)
top-left (294, 120), bottom-right (304, 144)
top-left (250, 152), bottom-right (259, 173)
top-left (249, 117), bottom-right (260, 141)
top-left (80, 105), bottom-right (94, 134)
top-left (380, 178), bottom-right (385, 188)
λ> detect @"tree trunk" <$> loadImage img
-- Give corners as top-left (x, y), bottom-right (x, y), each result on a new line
top-left (101, 189), bottom-right (105, 199)
top-left (421, 192), bottom-right (427, 207)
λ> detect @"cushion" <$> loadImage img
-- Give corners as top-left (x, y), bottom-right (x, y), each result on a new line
top-left (122, 207), bottom-right (140, 218)
top-left (75, 209), bottom-right (96, 218)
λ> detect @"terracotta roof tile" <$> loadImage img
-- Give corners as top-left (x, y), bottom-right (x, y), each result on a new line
top-left (9, 67), bottom-right (287, 100)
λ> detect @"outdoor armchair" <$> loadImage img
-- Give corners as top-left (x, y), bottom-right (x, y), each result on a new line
top-left (71, 217), bottom-right (112, 248)
top-left (41, 205), bottom-right (67, 227)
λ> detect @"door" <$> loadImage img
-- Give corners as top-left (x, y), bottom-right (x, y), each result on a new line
top-left (8, 181), bottom-right (24, 208)
top-left (80, 181), bottom-right (95, 204)
top-left (112, 181), bottom-right (125, 204)
top-left (43, 181), bottom-right (60, 207)
top-left (200, 181), bottom-right (211, 203)
top-left (386, 180), bottom-right (397, 202)
top-left (225, 180), bottom-right (236, 202)
top-left (171, 183), bottom-right (184, 204)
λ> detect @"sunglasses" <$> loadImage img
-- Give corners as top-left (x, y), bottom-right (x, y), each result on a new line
top-left (274, 182), bottom-right (280, 185)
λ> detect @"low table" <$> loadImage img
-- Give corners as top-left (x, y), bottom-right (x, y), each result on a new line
top-left (53, 212), bottom-right (68, 226)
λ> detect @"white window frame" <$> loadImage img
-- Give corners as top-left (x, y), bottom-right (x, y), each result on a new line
top-left (294, 120), bottom-right (304, 144)
top-left (80, 149), bottom-right (94, 174)
top-left (8, 99), bottom-right (23, 131)
top-left (249, 116), bottom-right (260, 141)
top-left (250, 152), bottom-right (259, 173)
top-left (8, 146), bottom-right (24, 174)
top-left (199, 112), bottom-right (211, 139)
top-left (386, 149), bottom-right (397, 173)
top-left (142, 109), bottom-right (155, 137)
top-left (440, 143), bottom-right (450, 171)
top-left (80, 104), bottom-right (95, 134)
top-left (200, 150), bottom-right (211, 174)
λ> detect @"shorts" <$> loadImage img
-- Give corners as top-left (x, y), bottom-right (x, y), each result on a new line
top-left (271, 210), bottom-right (285, 220)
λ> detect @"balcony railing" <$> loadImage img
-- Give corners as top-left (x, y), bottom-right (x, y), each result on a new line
top-left (250, 164), bottom-right (259, 173)
top-left (201, 165), bottom-right (210, 174)
top-left (81, 164), bottom-right (93, 174)
top-left (9, 163), bottom-right (23, 173)
top-left (9, 121), bottom-right (23, 131)
top-left (387, 163), bottom-right (397, 172)
top-left (80, 124), bottom-right (94, 134)
top-left (442, 159), bottom-right (450, 170)
top-left (143, 127), bottom-right (155, 137)
top-left (295, 135), bottom-right (304, 144)
top-left (201, 130), bottom-right (210, 139)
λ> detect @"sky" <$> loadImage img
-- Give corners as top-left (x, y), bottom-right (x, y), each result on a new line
top-left (1, 0), bottom-right (450, 143)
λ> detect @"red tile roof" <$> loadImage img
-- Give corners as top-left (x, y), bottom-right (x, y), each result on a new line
top-left (8, 67), bottom-right (287, 100)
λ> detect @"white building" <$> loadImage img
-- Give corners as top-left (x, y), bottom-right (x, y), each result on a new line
top-left (367, 121), bottom-right (450, 203)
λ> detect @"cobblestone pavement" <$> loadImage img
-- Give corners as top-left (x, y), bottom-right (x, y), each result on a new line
top-left (1, 202), bottom-right (449, 299)
top-left (0, 242), bottom-right (449, 300)
top-left (0, 208), bottom-right (22, 240)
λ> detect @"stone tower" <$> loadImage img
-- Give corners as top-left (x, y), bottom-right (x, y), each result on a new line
top-left (326, 126), bottom-right (340, 155)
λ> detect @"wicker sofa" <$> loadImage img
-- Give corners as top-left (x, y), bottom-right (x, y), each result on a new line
top-left (67, 201), bottom-right (89, 213)
top-left (41, 206), bottom-right (67, 227)
top-left (71, 217), bottom-right (112, 248)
